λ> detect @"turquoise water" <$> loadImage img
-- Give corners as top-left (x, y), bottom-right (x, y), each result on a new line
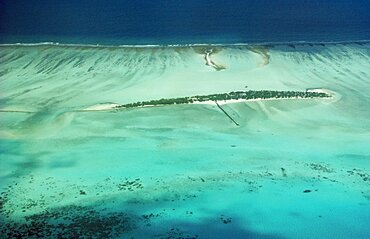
top-left (1, 43), bottom-right (370, 238)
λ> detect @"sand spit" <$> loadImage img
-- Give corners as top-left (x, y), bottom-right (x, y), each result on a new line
top-left (0, 105), bottom-right (37, 113)
top-left (80, 103), bottom-right (120, 111)
top-left (0, 110), bottom-right (34, 113)
top-left (192, 46), bottom-right (226, 70)
top-left (204, 49), bottom-right (226, 71)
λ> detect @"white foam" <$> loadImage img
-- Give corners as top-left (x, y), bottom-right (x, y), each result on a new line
top-left (1, 39), bottom-right (369, 49)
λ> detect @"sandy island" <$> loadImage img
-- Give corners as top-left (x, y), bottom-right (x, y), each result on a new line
top-left (0, 89), bottom-right (335, 113)
top-left (117, 88), bottom-right (335, 110)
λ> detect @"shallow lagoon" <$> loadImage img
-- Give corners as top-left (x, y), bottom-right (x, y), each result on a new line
top-left (0, 43), bottom-right (369, 238)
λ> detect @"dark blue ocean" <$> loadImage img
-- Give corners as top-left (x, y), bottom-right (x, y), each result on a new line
top-left (0, 0), bottom-right (370, 45)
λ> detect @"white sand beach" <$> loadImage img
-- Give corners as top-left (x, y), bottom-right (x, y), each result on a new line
top-left (81, 103), bottom-right (120, 111)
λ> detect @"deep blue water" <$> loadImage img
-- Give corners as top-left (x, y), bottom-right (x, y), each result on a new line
top-left (0, 0), bottom-right (370, 45)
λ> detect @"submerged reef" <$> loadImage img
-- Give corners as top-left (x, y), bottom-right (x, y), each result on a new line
top-left (1, 205), bottom-right (136, 238)
top-left (116, 89), bottom-right (331, 109)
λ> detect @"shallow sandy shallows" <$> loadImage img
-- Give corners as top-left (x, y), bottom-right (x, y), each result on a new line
top-left (0, 43), bottom-right (369, 238)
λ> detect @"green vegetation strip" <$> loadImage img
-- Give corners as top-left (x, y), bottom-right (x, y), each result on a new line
top-left (116, 90), bottom-right (330, 109)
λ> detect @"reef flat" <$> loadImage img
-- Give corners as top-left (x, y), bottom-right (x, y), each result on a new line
top-left (0, 42), bottom-right (369, 238)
